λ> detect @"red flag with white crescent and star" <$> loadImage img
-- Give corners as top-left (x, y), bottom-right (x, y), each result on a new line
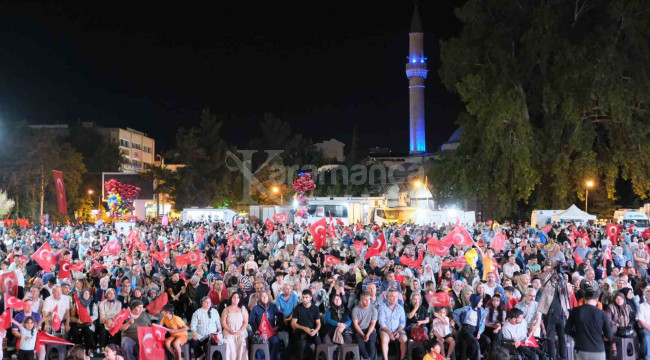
top-left (5, 295), bottom-right (27, 310)
top-left (152, 323), bottom-right (167, 345)
top-left (523, 334), bottom-right (539, 348)
top-left (73, 293), bottom-right (92, 324)
top-left (264, 218), bottom-right (274, 232)
top-left (310, 217), bottom-right (328, 251)
top-left (0, 272), bottom-right (18, 298)
top-left (258, 312), bottom-right (276, 338)
top-left (273, 213), bottom-right (288, 224)
top-left (0, 310), bottom-right (11, 329)
top-left (99, 239), bottom-right (122, 256)
top-left (491, 231), bottom-right (506, 252)
top-left (138, 326), bottom-right (166, 360)
top-left (51, 305), bottom-right (62, 332)
top-left (33, 242), bottom-right (56, 272)
top-left (109, 309), bottom-right (131, 336)
top-left (35, 330), bottom-right (73, 354)
top-left (51, 170), bottom-right (67, 214)
top-left (442, 226), bottom-right (473, 247)
top-left (59, 260), bottom-right (71, 279)
top-left (174, 251), bottom-right (203, 268)
top-left (364, 232), bottom-right (387, 260)
top-left (324, 255), bottom-right (341, 266)
top-left (151, 251), bottom-right (169, 264)
top-left (427, 237), bottom-right (453, 256)
top-left (68, 261), bottom-right (86, 272)
top-left (425, 291), bottom-right (453, 307)
top-left (606, 223), bottom-right (620, 245)
top-left (145, 293), bottom-right (168, 316)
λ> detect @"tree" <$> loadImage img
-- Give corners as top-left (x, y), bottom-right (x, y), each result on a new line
top-left (436, 0), bottom-right (650, 218)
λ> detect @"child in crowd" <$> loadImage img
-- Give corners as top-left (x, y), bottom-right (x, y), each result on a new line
top-left (430, 307), bottom-right (455, 360)
top-left (160, 304), bottom-right (189, 360)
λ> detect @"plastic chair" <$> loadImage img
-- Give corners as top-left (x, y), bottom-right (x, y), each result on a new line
top-left (250, 342), bottom-right (271, 360)
top-left (613, 336), bottom-right (636, 360)
top-left (45, 344), bottom-right (69, 360)
top-left (206, 343), bottom-right (227, 360)
top-left (315, 343), bottom-right (338, 360)
top-left (338, 343), bottom-right (360, 360)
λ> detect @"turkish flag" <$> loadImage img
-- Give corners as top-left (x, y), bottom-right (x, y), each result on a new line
top-left (336, 218), bottom-right (344, 226)
top-left (258, 312), bottom-right (276, 338)
top-left (151, 251), bottom-right (169, 264)
top-left (69, 261), bottom-right (86, 272)
top-left (426, 291), bottom-right (453, 307)
top-left (33, 242), bottom-right (56, 272)
top-left (310, 217), bottom-right (328, 250)
top-left (643, 228), bottom-right (650, 240)
top-left (356, 221), bottom-right (363, 232)
top-left (324, 255), bottom-right (341, 266)
top-left (99, 239), bottom-right (122, 256)
top-left (273, 213), bottom-right (288, 224)
top-left (73, 293), bottom-right (92, 324)
top-left (51, 305), bottom-right (62, 332)
top-left (234, 218), bottom-right (242, 226)
top-left (441, 257), bottom-right (467, 270)
top-left (52, 170), bottom-right (67, 214)
top-left (138, 326), bottom-right (166, 360)
top-left (399, 251), bottom-right (424, 270)
top-left (129, 231), bottom-right (148, 252)
top-left (443, 227), bottom-right (473, 247)
top-left (35, 330), bottom-right (73, 354)
top-left (427, 238), bottom-right (452, 256)
top-left (145, 293), bottom-right (168, 316)
top-left (523, 335), bottom-right (539, 348)
top-left (5, 295), bottom-right (27, 310)
top-left (109, 309), bottom-right (131, 336)
top-left (59, 260), bottom-right (71, 279)
top-left (90, 262), bottom-right (108, 272)
top-left (152, 323), bottom-right (167, 345)
top-left (51, 232), bottom-right (62, 245)
top-left (364, 232), bottom-right (387, 260)
top-left (264, 218), bottom-right (274, 231)
top-left (174, 251), bottom-right (203, 268)
top-left (0, 272), bottom-right (18, 297)
top-left (491, 232), bottom-right (506, 252)
top-left (353, 241), bottom-right (365, 253)
top-left (0, 310), bottom-right (11, 329)
top-left (573, 252), bottom-right (584, 267)
top-left (607, 223), bottom-right (620, 244)
top-left (541, 224), bottom-right (552, 234)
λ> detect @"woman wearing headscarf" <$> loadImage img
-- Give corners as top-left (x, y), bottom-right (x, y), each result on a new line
top-left (420, 264), bottom-right (437, 290)
top-left (455, 285), bottom-right (473, 311)
top-left (249, 291), bottom-right (283, 360)
top-left (605, 291), bottom-right (635, 358)
top-left (323, 293), bottom-right (352, 345)
top-left (619, 287), bottom-right (638, 315)
top-left (452, 294), bottom-right (488, 360)
top-left (69, 289), bottom-right (99, 355)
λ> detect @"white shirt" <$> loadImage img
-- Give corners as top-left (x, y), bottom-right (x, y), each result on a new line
top-left (43, 295), bottom-right (70, 320)
top-left (637, 302), bottom-right (650, 325)
top-left (502, 319), bottom-right (529, 342)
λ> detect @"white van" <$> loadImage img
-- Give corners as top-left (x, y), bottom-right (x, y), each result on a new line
top-left (613, 209), bottom-right (649, 231)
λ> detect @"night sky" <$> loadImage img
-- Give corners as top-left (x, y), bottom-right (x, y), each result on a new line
top-left (0, 1), bottom-right (464, 153)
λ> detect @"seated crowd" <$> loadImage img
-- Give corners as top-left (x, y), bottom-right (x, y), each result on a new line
top-left (0, 218), bottom-right (647, 360)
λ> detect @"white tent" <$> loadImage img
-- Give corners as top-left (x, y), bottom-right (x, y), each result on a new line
top-left (550, 204), bottom-right (597, 224)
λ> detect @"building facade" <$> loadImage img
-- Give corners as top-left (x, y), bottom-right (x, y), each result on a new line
top-left (102, 127), bottom-right (155, 173)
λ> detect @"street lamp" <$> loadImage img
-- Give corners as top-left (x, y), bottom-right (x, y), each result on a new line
top-left (87, 189), bottom-right (94, 195)
top-left (412, 180), bottom-right (421, 208)
top-left (585, 180), bottom-right (595, 213)
top-left (272, 186), bottom-right (282, 205)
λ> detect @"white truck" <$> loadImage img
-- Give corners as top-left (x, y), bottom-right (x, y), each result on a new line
top-left (373, 207), bottom-right (476, 227)
top-left (613, 209), bottom-right (649, 231)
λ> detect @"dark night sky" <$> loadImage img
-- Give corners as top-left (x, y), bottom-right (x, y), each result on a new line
top-left (0, 1), bottom-right (464, 153)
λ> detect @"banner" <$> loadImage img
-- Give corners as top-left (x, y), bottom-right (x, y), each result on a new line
top-left (52, 170), bottom-right (67, 214)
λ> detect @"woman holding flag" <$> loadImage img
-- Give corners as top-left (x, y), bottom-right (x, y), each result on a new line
top-left (68, 289), bottom-right (98, 354)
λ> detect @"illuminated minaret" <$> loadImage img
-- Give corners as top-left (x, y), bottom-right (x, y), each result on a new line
top-left (406, 3), bottom-right (427, 154)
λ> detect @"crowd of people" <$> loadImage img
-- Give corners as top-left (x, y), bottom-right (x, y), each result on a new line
top-left (0, 216), bottom-right (646, 360)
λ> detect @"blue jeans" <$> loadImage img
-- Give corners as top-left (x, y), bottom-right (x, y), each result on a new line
top-left (642, 329), bottom-right (650, 360)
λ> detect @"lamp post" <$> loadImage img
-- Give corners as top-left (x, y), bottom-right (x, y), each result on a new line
top-left (585, 180), bottom-right (595, 213)
top-left (272, 186), bottom-right (282, 205)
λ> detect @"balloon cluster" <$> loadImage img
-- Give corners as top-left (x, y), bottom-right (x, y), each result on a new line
top-left (292, 173), bottom-right (315, 218)
top-left (104, 179), bottom-right (141, 217)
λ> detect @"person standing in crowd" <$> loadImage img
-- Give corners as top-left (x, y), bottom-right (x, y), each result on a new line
top-left (538, 265), bottom-right (570, 360)
top-left (636, 288), bottom-right (650, 360)
top-left (566, 290), bottom-right (613, 360)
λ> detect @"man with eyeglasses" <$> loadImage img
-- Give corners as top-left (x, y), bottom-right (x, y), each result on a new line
top-left (515, 288), bottom-right (542, 337)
